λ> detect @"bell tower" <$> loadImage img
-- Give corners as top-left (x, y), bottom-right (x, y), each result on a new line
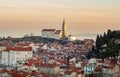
top-left (62, 19), bottom-right (66, 38)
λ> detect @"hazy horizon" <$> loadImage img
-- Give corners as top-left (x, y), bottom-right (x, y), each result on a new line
top-left (0, 0), bottom-right (120, 38)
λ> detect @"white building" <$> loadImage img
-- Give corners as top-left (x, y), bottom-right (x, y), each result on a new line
top-left (41, 29), bottom-right (62, 39)
top-left (1, 46), bottom-right (33, 67)
top-left (89, 58), bottom-right (97, 64)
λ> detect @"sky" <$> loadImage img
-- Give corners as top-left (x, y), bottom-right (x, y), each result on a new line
top-left (0, 0), bottom-right (120, 37)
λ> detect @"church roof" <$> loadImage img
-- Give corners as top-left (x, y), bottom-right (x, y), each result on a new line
top-left (42, 29), bottom-right (56, 31)
top-left (54, 30), bottom-right (61, 34)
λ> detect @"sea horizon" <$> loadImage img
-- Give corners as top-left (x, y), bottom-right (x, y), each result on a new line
top-left (0, 32), bottom-right (98, 41)
top-left (75, 33), bottom-right (98, 41)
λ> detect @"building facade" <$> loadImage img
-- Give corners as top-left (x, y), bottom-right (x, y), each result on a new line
top-left (41, 29), bottom-right (62, 39)
top-left (1, 47), bottom-right (33, 67)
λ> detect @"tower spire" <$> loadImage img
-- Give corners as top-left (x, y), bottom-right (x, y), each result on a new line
top-left (62, 19), bottom-right (66, 39)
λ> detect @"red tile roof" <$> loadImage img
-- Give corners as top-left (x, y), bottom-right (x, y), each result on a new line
top-left (0, 68), bottom-right (8, 73)
top-left (16, 42), bottom-right (30, 46)
top-left (65, 70), bottom-right (73, 75)
top-left (9, 70), bottom-right (29, 77)
top-left (29, 71), bottom-right (37, 76)
top-left (0, 43), bottom-right (6, 46)
top-left (42, 29), bottom-right (56, 31)
top-left (6, 46), bottom-right (32, 51)
top-left (40, 63), bottom-right (58, 68)
top-left (55, 58), bottom-right (68, 64)
top-left (54, 30), bottom-right (61, 34)
top-left (38, 48), bottom-right (43, 51)
top-left (103, 63), bottom-right (117, 69)
top-left (23, 58), bottom-right (44, 66)
top-left (42, 75), bottom-right (51, 77)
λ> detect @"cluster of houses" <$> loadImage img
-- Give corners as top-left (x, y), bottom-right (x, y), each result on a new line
top-left (0, 39), bottom-right (120, 77)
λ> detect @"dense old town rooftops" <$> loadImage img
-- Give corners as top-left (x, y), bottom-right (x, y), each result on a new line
top-left (0, 39), bottom-right (119, 77)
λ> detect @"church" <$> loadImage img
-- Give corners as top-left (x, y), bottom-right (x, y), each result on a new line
top-left (41, 19), bottom-right (66, 40)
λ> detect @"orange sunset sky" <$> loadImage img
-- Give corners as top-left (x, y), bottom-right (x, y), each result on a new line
top-left (0, 0), bottom-right (120, 37)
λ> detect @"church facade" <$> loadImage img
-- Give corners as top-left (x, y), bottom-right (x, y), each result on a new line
top-left (41, 29), bottom-right (62, 39)
top-left (41, 19), bottom-right (66, 39)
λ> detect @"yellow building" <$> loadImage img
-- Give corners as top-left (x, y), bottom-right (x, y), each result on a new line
top-left (68, 33), bottom-right (76, 41)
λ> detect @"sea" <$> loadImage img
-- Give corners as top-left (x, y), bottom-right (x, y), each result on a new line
top-left (74, 33), bottom-right (98, 41)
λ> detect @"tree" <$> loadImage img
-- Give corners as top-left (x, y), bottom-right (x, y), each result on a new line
top-left (94, 29), bottom-right (120, 58)
top-left (103, 32), bottom-right (107, 44)
top-left (96, 35), bottom-right (100, 49)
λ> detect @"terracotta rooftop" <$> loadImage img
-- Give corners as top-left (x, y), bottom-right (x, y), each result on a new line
top-left (65, 70), bottom-right (73, 75)
top-left (42, 29), bottom-right (56, 31)
top-left (16, 42), bottom-right (30, 46)
top-left (6, 46), bottom-right (32, 51)
top-left (0, 43), bottom-right (6, 46)
top-left (24, 58), bottom-right (43, 66)
top-left (40, 63), bottom-right (58, 68)
top-left (54, 30), bottom-right (61, 34)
